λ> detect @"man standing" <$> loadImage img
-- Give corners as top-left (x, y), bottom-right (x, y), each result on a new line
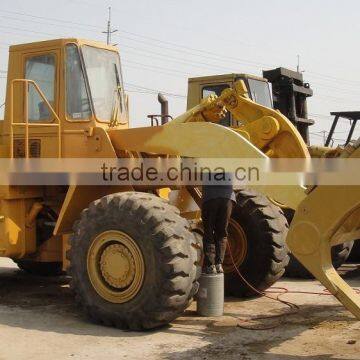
top-left (202, 174), bottom-right (236, 274)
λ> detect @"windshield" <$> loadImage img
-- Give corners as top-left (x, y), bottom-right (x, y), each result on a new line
top-left (246, 78), bottom-right (273, 108)
top-left (82, 46), bottom-right (124, 121)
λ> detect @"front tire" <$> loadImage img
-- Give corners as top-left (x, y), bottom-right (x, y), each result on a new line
top-left (224, 189), bottom-right (289, 297)
top-left (68, 192), bottom-right (199, 330)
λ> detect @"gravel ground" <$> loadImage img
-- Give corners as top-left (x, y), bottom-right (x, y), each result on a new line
top-left (0, 258), bottom-right (359, 360)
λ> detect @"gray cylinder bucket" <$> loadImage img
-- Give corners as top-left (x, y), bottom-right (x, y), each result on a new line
top-left (196, 273), bottom-right (224, 317)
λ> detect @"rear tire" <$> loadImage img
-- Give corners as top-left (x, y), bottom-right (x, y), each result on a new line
top-left (68, 192), bottom-right (200, 330)
top-left (224, 189), bottom-right (289, 297)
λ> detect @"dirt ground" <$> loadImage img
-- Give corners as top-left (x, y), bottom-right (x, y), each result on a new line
top-left (0, 258), bottom-right (359, 360)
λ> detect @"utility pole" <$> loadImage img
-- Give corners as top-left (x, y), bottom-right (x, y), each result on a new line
top-left (297, 54), bottom-right (300, 73)
top-left (102, 7), bottom-right (118, 45)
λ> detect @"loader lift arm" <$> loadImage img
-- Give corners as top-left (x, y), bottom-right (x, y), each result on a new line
top-left (170, 80), bottom-right (310, 159)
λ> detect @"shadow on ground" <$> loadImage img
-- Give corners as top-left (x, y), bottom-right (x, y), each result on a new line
top-left (162, 303), bottom-right (358, 359)
top-left (0, 266), bottom-right (149, 338)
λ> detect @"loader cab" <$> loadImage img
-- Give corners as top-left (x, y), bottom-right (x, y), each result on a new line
top-left (187, 73), bottom-right (273, 127)
top-left (1, 38), bottom-right (128, 158)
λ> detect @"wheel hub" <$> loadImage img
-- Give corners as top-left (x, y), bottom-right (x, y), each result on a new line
top-left (87, 230), bottom-right (145, 304)
top-left (100, 244), bottom-right (135, 289)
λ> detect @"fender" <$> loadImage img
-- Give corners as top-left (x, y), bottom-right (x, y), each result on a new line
top-left (54, 184), bottom-right (133, 235)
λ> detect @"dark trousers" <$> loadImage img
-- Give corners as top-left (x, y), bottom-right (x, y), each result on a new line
top-left (202, 197), bottom-right (233, 267)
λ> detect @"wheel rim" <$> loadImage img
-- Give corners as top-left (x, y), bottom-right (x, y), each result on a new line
top-left (87, 230), bottom-right (145, 303)
top-left (223, 219), bottom-right (248, 273)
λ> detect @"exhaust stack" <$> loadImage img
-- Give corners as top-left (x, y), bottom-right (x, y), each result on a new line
top-left (158, 93), bottom-right (169, 125)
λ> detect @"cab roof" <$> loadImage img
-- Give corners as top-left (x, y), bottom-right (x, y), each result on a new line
top-left (188, 73), bottom-right (268, 83)
top-left (9, 38), bottom-right (118, 52)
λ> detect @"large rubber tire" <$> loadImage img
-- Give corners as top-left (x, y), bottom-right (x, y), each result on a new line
top-left (283, 209), bottom-right (354, 278)
top-left (16, 260), bottom-right (63, 276)
top-left (67, 192), bottom-right (200, 330)
top-left (225, 189), bottom-right (289, 298)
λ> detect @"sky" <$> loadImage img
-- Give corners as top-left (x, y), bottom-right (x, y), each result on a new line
top-left (0, 0), bottom-right (360, 145)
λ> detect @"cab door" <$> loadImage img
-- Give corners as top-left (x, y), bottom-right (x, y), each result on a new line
top-left (13, 49), bottom-right (61, 158)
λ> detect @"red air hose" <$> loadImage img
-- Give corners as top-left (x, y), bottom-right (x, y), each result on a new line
top-left (226, 242), bottom-right (360, 330)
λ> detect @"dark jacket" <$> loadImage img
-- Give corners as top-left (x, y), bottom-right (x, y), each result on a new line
top-left (202, 184), bottom-right (236, 203)
top-left (202, 172), bottom-right (236, 203)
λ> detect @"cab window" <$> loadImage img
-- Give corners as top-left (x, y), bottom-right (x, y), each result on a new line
top-left (25, 54), bottom-right (55, 122)
top-left (82, 46), bottom-right (123, 122)
top-left (65, 44), bottom-right (92, 120)
top-left (246, 79), bottom-right (273, 108)
top-left (202, 84), bottom-right (231, 126)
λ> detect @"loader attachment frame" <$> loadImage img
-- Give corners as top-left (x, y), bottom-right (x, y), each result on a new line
top-left (287, 185), bottom-right (360, 318)
top-left (287, 141), bottom-right (360, 318)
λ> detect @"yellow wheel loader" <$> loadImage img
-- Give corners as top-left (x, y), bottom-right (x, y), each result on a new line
top-left (0, 38), bottom-right (359, 330)
top-left (180, 78), bottom-right (360, 319)
top-left (187, 73), bottom-right (355, 282)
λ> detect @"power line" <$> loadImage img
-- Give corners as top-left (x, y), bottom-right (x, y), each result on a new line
top-left (118, 36), bottom-right (266, 71)
top-left (307, 70), bottom-right (360, 86)
top-left (0, 14), bottom-right (99, 34)
top-left (312, 81), bottom-right (360, 95)
top-left (0, 18), bottom-right (265, 73)
top-left (121, 46), bottom-right (230, 73)
top-left (1, 8), bottom-right (359, 89)
top-left (310, 132), bottom-right (325, 138)
top-left (125, 90), bottom-right (185, 100)
top-left (1, 8), bottom-right (359, 88)
top-left (123, 60), bottom-right (195, 77)
top-left (0, 14), bottom-right (264, 73)
top-left (117, 30), bottom-right (273, 69)
top-left (0, 9), bottom-right (100, 30)
top-left (125, 82), bottom-right (186, 98)
top-left (0, 9), bottom-right (271, 68)
top-left (1, 9), bottom-right (360, 111)
top-left (122, 64), bottom-right (188, 79)
top-left (315, 93), bottom-right (360, 104)
top-left (0, 24), bottom-right (60, 38)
